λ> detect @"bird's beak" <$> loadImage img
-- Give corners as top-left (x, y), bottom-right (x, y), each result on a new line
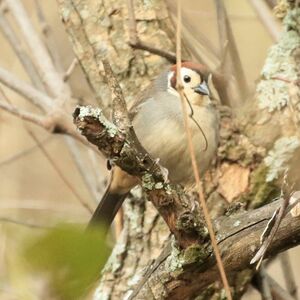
top-left (193, 81), bottom-right (210, 96)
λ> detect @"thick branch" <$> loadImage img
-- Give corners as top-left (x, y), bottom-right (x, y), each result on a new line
top-left (132, 199), bottom-right (300, 299)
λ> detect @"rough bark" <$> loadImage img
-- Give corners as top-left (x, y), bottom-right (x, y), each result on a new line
top-left (58, 0), bottom-right (300, 299)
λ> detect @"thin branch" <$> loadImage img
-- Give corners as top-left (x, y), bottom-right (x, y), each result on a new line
top-left (248, 0), bottom-right (281, 42)
top-left (0, 217), bottom-right (51, 229)
top-left (166, 1), bottom-right (220, 64)
top-left (253, 266), bottom-right (273, 300)
top-left (5, 0), bottom-right (66, 98)
top-left (0, 100), bottom-right (49, 128)
top-left (27, 129), bottom-right (94, 214)
top-left (130, 42), bottom-right (177, 63)
top-left (63, 58), bottom-right (78, 81)
top-left (65, 136), bottom-right (99, 203)
top-left (0, 8), bottom-right (44, 91)
top-left (250, 176), bottom-right (297, 267)
top-left (0, 137), bottom-right (51, 168)
top-left (0, 67), bottom-right (53, 110)
top-left (279, 252), bottom-right (299, 299)
top-left (175, 1), bottom-right (232, 299)
top-left (126, 0), bottom-right (138, 45)
top-left (126, 0), bottom-right (176, 63)
top-left (102, 59), bottom-right (131, 130)
top-left (266, 273), bottom-right (295, 300)
top-left (215, 0), bottom-right (249, 101)
top-left (33, 0), bottom-right (64, 73)
top-left (0, 199), bottom-right (89, 215)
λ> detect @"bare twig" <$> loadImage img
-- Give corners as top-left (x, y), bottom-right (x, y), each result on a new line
top-left (130, 42), bottom-right (177, 63)
top-left (65, 136), bottom-right (99, 203)
top-left (215, 0), bottom-right (249, 101)
top-left (0, 67), bottom-right (53, 110)
top-left (0, 100), bottom-right (49, 128)
top-left (33, 0), bottom-right (64, 73)
top-left (102, 59), bottom-right (131, 130)
top-left (63, 58), bottom-right (78, 81)
top-left (279, 252), bottom-right (299, 299)
top-left (176, 1), bottom-right (232, 299)
top-left (0, 8), bottom-right (44, 91)
top-left (0, 137), bottom-right (51, 168)
top-left (126, 0), bottom-right (176, 63)
top-left (0, 217), bottom-right (51, 229)
top-left (126, 0), bottom-right (138, 45)
top-left (27, 129), bottom-right (94, 214)
top-left (248, 0), bottom-right (281, 42)
top-left (0, 199), bottom-right (89, 215)
top-left (253, 266), bottom-right (273, 300)
top-left (5, 0), bottom-right (67, 98)
top-left (266, 273), bottom-right (295, 300)
top-left (250, 173), bottom-right (293, 267)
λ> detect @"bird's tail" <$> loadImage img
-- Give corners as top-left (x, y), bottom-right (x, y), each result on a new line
top-left (87, 188), bottom-right (128, 230)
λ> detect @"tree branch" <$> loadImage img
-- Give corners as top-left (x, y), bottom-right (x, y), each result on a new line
top-left (215, 0), bottom-right (249, 102)
top-left (0, 7), bottom-right (45, 91)
top-left (248, 0), bottom-right (281, 42)
top-left (126, 0), bottom-right (176, 63)
top-left (0, 100), bottom-right (49, 128)
top-left (131, 199), bottom-right (300, 299)
top-left (73, 104), bottom-right (300, 298)
top-left (0, 67), bottom-right (53, 110)
top-left (5, 0), bottom-right (68, 99)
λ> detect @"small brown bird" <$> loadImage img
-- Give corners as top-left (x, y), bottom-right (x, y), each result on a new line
top-left (89, 62), bottom-right (219, 228)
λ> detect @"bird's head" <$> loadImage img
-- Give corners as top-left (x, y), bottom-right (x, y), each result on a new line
top-left (167, 62), bottom-right (210, 105)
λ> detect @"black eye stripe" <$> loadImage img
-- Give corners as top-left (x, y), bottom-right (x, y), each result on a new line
top-left (183, 75), bottom-right (191, 83)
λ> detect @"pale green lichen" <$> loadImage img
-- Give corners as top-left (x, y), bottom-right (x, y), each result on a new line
top-left (100, 239), bottom-right (127, 274)
top-left (154, 182), bottom-right (164, 189)
top-left (141, 173), bottom-right (156, 190)
top-left (257, 7), bottom-right (300, 112)
top-left (77, 105), bottom-right (102, 120)
top-left (257, 80), bottom-right (290, 112)
top-left (166, 239), bottom-right (209, 275)
top-left (241, 164), bottom-right (279, 208)
top-left (264, 136), bottom-right (300, 181)
top-left (93, 288), bottom-right (110, 300)
top-left (284, 7), bottom-right (300, 33)
top-left (77, 105), bottom-right (118, 137)
top-left (165, 240), bottom-right (183, 274)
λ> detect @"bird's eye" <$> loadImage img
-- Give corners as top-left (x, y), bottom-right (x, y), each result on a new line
top-left (183, 75), bottom-right (191, 83)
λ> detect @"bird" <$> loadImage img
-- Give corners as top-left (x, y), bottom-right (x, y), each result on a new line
top-left (88, 61), bottom-right (219, 229)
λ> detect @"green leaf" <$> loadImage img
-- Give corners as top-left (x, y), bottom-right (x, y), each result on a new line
top-left (24, 224), bottom-right (110, 300)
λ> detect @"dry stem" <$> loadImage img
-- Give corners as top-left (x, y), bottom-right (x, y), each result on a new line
top-left (176, 1), bottom-right (232, 299)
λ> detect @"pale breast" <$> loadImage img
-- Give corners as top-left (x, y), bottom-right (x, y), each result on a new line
top-left (132, 93), bottom-right (218, 185)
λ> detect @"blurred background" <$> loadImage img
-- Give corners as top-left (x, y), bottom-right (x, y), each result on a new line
top-left (0, 0), bottom-right (299, 299)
